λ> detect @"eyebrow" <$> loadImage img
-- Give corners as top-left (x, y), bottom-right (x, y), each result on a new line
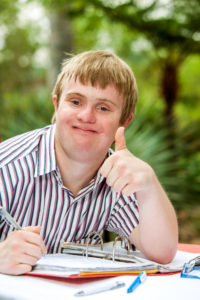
top-left (66, 92), bottom-right (118, 107)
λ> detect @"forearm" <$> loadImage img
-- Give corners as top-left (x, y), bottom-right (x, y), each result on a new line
top-left (130, 171), bottom-right (178, 264)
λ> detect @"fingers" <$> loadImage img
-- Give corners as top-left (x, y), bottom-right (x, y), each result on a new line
top-left (100, 155), bottom-right (114, 178)
top-left (100, 126), bottom-right (128, 192)
top-left (13, 251), bottom-right (40, 270)
top-left (1, 250), bottom-right (39, 275)
top-left (100, 127), bottom-right (127, 177)
top-left (10, 263), bottom-right (33, 276)
top-left (9, 227), bottom-right (47, 259)
top-left (104, 168), bottom-right (135, 196)
top-left (115, 127), bottom-right (127, 151)
top-left (121, 183), bottom-right (137, 196)
top-left (100, 154), bottom-right (130, 194)
top-left (24, 225), bottom-right (41, 234)
top-left (0, 225), bottom-right (47, 275)
top-left (23, 226), bottom-right (47, 255)
top-left (101, 126), bottom-right (141, 196)
top-left (112, 176), bottom-right (130, 194)
top-left (22, 240), bottom-right (45, 259)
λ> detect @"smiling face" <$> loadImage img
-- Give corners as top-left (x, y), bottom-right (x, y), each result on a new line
top-left (53, 79), bottom-right (129, 164)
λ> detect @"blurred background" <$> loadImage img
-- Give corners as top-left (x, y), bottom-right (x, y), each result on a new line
top-left (0, 0), bottom-right (200, 243)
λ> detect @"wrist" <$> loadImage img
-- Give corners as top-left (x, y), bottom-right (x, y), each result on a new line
top-left (141, 162), bottom-right (157, 191)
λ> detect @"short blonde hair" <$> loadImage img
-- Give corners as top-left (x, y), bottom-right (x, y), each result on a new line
top-left (52, 50), bottom-right (138, 124)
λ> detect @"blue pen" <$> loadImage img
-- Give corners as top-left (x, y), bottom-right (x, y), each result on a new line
top-left (127, 271), bottom-right (147, 293)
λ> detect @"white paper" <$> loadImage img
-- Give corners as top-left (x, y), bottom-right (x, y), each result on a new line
top-left (30, 250), bottom-right (200, 277)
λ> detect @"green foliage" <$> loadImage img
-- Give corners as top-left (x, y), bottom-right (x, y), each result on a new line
top-left (1, 90), bottom-right (53, 140)
top-left (0, 26), bottom-right (41, 92)
top-left (72, 5), bottom-right (106, 52)
top-left (126, 105), bottom-right (179, 207)
top-left (175, 122), bottom-right (200, 206)
top-left (93, 0), bottom-right (200, 55)
top-left (176, 55), bottom-right (200, 122)
top-left (125, 103), bottom-right (200, 209)
top-left (0, 0), bottom-right (18, 23)
top-left (0, 0), bottom-right (48, 139)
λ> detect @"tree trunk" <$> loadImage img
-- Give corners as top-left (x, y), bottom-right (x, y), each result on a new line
top-left (160, 57), bottom-right (182, 149)
top-left (48, 9), bottom-right (74, 89)
top-left (161, 61), bottom-right (179, 122)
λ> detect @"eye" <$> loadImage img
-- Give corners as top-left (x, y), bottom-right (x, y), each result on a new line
top-left (97, 105), bottom-right (110, 112)
top-left (71, 100), bottom-right (80, 106)
top-left (100, 106), bottom-right (108, 111)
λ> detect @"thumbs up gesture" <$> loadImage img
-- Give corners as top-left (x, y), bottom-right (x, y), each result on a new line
top-left (114, 126), bottom-right (127, 151)
top-left (100, 127), bottom-right (153, 196)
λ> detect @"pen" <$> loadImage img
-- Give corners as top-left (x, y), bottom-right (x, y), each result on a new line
top-left (0, 206), bottom-right (22, 230)
top-left (127, 271), bottom-right (147, 293)
top-left (74, 281), bottom-right (125, 297)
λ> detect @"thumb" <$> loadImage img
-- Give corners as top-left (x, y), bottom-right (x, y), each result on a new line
top-left (115, 127), bottom-right (127, 151)
top-left (24, 225), bottom-right (41, 234)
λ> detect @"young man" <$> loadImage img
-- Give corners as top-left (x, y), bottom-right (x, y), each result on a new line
top-left (0, 50), bottom-right (178, 275)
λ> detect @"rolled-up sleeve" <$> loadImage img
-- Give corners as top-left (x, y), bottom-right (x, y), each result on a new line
top-left (105, 193), bottom-right (139, 237)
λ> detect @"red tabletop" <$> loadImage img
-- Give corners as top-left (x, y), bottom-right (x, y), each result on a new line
top-left (178, 243), bottom-right (200, 253)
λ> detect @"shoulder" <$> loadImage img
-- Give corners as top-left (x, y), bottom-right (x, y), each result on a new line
top-left (0, 125), bottom-right (52, 168)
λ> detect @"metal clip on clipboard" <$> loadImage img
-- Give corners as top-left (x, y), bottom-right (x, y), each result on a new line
top-left (60, 231), bottom-right (144, 263)
top-left (181, 255), bottom-right (200, 279)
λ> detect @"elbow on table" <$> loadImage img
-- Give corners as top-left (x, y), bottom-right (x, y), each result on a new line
top-left (152, 252), bottom-right (175, 265)
top-left (146, 244), bottom-right (178, 264)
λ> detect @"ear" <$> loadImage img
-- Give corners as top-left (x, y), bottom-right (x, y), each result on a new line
top-left (122, 113), bottom-right (134, 128)
top-left (52, 95), bottom-right (58, 111)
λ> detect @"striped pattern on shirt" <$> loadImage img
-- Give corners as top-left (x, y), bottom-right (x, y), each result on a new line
top-left (0, 125), bottom-right (139, 253)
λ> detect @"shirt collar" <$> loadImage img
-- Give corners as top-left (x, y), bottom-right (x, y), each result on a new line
top-left (34, 127), bottom-right (114, 179)
top-left (34, 125), bottom-right (57, 177)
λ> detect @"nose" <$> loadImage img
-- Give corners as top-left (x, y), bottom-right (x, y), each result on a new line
top-left (77, 105), bottom-right (96, 123)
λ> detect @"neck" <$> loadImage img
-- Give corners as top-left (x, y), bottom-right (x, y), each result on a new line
top-left (55, 147), bottom-right (106, 197)
top-left (60, 161), bottom-right (99, 196)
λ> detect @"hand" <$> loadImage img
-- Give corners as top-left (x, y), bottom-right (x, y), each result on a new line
top-left (100, 127), bottom-right (154, 196)
top-left (0, 226), bottom-right (47, 275)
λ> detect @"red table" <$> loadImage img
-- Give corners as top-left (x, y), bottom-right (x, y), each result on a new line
top-left (178, 243), bottom-right (200, 253)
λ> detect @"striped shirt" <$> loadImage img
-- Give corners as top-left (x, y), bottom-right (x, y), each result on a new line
top-left (0, 125), bottom-right (139, 253)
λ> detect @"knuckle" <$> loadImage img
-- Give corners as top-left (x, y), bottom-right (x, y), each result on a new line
top-left (15, 265), bottom-right (32, 275)
top-left (25, 265), bottom-right (33, 273)
top-left (30, 257), bottom-right (39, 266)
top-left (106, 178), bottom-right (112, 186)
top-left (113, 152), bottom-right (121, 161)
top-left (9, 239), bottom-right (21, 251)
top-left (113, 184), bottom-right (121, 193)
